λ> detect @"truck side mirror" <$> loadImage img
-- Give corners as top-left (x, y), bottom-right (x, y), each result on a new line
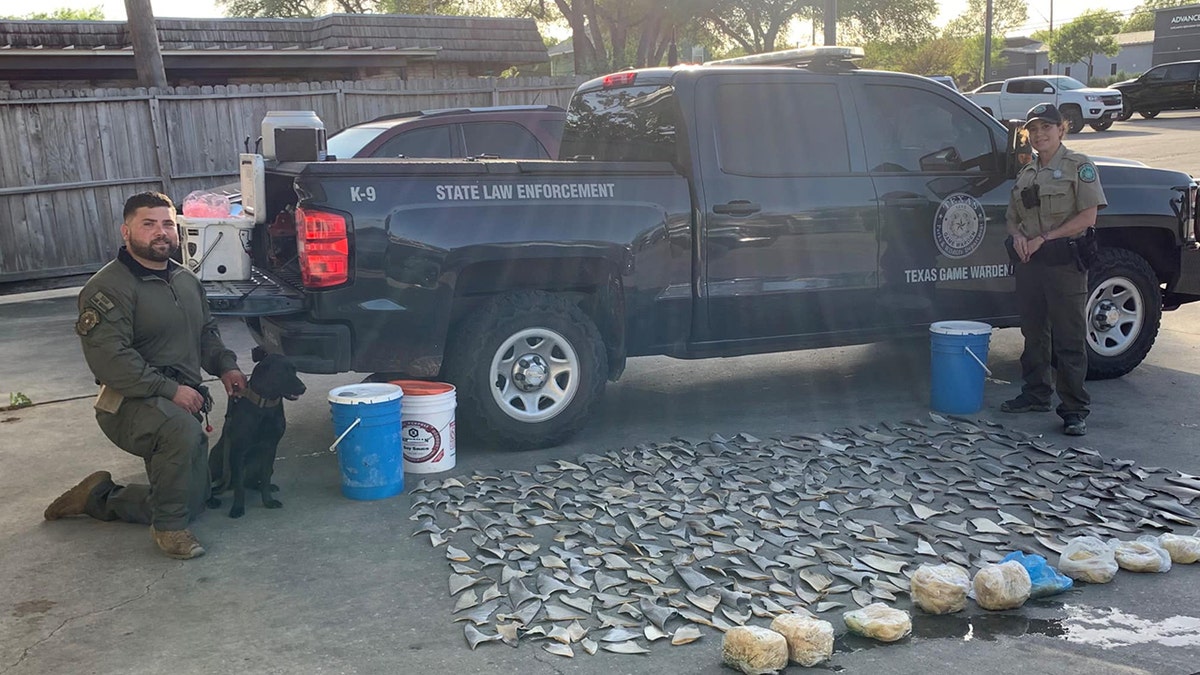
top-left (1043, 86), bottom-right (1055, 94)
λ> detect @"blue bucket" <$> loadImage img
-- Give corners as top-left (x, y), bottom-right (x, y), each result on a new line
top-left (328, 383), bottom-right (404, 500)
top-left (929, 321), bottom-right (993, 415)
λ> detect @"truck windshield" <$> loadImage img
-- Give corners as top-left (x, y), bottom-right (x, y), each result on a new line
top-left (1051, 77), bottom-right (1088, 90)
top-left (560, 84), bottom-right (679, 163)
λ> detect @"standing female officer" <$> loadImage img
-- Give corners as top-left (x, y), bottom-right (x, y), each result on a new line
top-left (1001, 103), bottom-right (1107, 436)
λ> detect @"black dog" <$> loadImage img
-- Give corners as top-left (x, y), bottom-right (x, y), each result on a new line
top-left (207, 349), bottom-right (306, 518)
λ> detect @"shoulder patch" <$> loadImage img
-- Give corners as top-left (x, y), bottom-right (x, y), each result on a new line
top-left (1078, 163), bottom-right (1097, 183)
top-left (89, 291), bottom-right (116, 315)
top-left (75, 307), bottom-right (101, 336)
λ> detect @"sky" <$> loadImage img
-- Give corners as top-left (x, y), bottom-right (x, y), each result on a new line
top-left (0, 0), bottom-right (1162, 38)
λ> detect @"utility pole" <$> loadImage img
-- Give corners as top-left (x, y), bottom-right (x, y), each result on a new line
top-left (124, 0), bottom-right (168, 88)
top-left (824, 0), bottom-right (837, 46)
top-left (984, 0), bottom-right (993, 81)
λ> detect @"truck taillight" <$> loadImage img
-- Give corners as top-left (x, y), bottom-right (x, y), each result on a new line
top-left (296, 207), bottom-right (349, 288)
top-left (602, 72), bottom-right (637, 88)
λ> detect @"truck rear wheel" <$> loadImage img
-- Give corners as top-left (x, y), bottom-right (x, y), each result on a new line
top-left (444, 290), bottom-right (606, 450)
top-left (1086, 248), bottom-right (1161, 380)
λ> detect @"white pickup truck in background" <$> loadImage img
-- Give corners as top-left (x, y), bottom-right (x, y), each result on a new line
top-left (964, 75), bottom-right (1123, 133)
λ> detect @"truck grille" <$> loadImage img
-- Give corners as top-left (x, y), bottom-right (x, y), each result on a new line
top-left (1101, 95), bottom-right (1121, 106)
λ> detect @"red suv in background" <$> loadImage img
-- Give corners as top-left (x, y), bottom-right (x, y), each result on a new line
top-left (326, 105), bottom-right (566, 160)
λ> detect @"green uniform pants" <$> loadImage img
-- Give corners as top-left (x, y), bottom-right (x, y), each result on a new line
top-left (87, 396), bottom-right (210, 530)
top-left (1015, 260), bottom-right (1091, 419)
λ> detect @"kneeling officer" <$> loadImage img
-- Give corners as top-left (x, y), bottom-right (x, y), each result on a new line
top-left (44, 192), bottom-right (246, 559)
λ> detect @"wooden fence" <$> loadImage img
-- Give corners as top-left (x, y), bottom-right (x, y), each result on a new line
top-left (0, 75), bottom-right (585, 283)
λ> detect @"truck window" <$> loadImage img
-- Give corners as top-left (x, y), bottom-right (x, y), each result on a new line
top-left (1164, 62), bottom-right (1200, 82)
top-left (561, 84), bottom-right (679, 162)
top-left (462, 121), bottom-right (548, 158)
top-left (372, 126), bottom-right (455, 158)
top-left (714, 82), bottom-right (848, 175)
top-left (858, 84), bottom-right (995, 174)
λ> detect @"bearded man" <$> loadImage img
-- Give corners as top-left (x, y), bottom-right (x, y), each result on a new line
top-left (43, 192), bottom-right (246, 559)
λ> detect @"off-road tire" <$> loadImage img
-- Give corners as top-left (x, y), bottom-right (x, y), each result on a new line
top-left (1114, 102), bottom-right (1132, 122)
top-left (1060, 105), bottom-right (1085, 134)
top-left (1139, 110), bottom-right (1160, 119)
top-left (1086, 248), bottom-right (1161, 380)
top-left (444, 290), bottom-right (606, 450)
top-left (1089, 119), bottom-right (1114, 131)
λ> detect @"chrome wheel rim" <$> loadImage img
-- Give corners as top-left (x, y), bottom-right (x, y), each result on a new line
top-left (1087, 276), bottom-right (1144, 357)
top-left (489, 327), bottom-right (579, 422)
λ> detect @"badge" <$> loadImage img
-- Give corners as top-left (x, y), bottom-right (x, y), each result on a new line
top-left (75, 307), bottom-right (101, 336)
top-left (1079, 163), bottom-right (1097, 183)
top-left (1052, 169), bottom-right (1062, 179)
top-left (89, 291), bottom-right (115, 315)
top-left (933, 193), bottom-right (988, 260)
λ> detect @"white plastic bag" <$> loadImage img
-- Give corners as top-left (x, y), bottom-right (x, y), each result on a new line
top-left (1113, 536), bottom-right (1172, 573)
top-left (1159, 532), bottom-right (1200, 564)
top-left (972, 561), bottom-right (1031, 610)
top-left (910, 563), bottom-right (971, 614)
top-left (721, 625), bottom-right (788, 675)
top-left (1058, 536), bottom-right (1119, 584)
top-left (770, 613), bottom-right (833, 667)
top-left (842, 603), bottom-right (911, 642)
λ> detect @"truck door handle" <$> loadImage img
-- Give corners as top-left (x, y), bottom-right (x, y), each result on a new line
top-left (713, 200), bottom-right (761, 216)
top-left (890, 198), bottom-right (927, 208)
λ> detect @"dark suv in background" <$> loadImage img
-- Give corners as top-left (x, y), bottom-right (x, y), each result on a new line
top-left (326, 105), bottom-right (566, 159)
top-left (1114, 60), bottom-right (1200, 120)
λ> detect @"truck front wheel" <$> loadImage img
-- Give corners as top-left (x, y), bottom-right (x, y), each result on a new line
top-left (1085, 248), bottom-right (1162, 380)
top-left (1089, 119), bottom-right (1114, 131)
top-left (1060, 105), bottom-right (1085, 134)
top-left (445, 291), bottom-right (607, 450)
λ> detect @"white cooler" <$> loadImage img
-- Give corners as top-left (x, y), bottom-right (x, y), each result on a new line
top-left (179, 216), bottom-right (255, 281)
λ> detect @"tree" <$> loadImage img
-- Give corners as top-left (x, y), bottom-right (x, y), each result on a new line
top-left (1123, 0), bottom-right (1193, 32)
top-left (703, 0), bottom-right (937, 55)
top-left (1047, 10), bottom-right (1122, 81)
top-left (827, 0), bottom-right (938, 46)
top-left (943, 0), bottom-right (1028, 39)
top-left (3, 6), bottom-right (104, 19)
top-left (944, 0), bottom-right (1027, 84)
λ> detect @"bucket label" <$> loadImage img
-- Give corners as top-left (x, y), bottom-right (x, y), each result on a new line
top-left (403, 420), bottom-right (444, 463)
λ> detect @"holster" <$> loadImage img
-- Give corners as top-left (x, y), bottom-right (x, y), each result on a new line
top-left (157, 366), bottom-right (213, 415)
top-left (1071, 228), bottom-right (1099, 271)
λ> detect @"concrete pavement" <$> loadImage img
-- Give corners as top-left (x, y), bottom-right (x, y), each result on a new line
top-left (3, 290), bottom-right (1200, 675)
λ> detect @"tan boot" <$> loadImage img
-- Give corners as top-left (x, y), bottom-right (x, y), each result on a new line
top-left (43, 471), bottom-right (112, 521)
top-left (150, 527), bottom-right (206, 560)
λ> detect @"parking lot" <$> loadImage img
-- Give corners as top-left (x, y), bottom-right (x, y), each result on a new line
top-left (3, 114), bottom-right (1200, 675)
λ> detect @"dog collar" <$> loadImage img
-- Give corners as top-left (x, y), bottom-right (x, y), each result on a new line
top-left (242, 387), bottom-right (281, 408)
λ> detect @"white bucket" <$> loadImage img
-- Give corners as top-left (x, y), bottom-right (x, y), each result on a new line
top-left (392, 380), bottom-right (456, 474)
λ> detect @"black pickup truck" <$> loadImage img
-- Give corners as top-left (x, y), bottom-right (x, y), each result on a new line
top-left (210, 47), bottom-right (1200, 449)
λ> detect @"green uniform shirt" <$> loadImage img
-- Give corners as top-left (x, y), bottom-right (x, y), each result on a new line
top-left (1006, 144), bottom-right (1107, 239)
top-left (76, 248), bottom-right (238, 399)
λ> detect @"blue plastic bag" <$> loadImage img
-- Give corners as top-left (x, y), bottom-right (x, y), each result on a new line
top-left (1001, 551), bottom-right (1074, 598)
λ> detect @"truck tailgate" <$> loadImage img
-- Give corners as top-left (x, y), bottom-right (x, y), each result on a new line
top-left (203, 267), bottom-right (304, 316)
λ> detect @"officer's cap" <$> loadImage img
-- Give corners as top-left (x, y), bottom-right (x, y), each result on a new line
top-left (1024, 103), bottom-right (1063, 128)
